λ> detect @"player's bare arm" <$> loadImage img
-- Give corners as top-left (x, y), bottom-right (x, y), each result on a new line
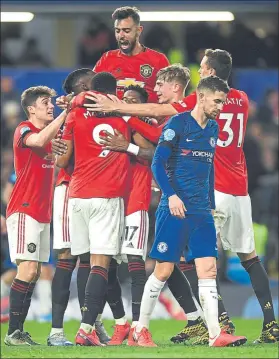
top-left (132, 132), bottom-right (155, 162)
top-left (51, 138), bottom-right (68, 156)
top-left (84, 92), bottom-right (177, 118)
top-left (99, 129), bottom-right (154, 162)
top-left (24, 110), bottom-right (68, 148)
top-left (55, 139), bottom-right (73, 168)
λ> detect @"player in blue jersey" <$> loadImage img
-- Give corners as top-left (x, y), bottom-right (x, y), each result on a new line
top-left (133, 76), bottom-right (247, 348)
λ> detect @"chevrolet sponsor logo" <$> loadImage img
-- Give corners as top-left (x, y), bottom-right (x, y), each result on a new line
top-left (117, 78), bottom-right (145, 88)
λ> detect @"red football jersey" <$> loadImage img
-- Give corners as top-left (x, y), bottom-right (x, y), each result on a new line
top-left (172, 89), bottom-right (249, 196)
top-left (93, 48), bottom-right (170, 102)
top-left (6, 121), bottom-right (55, 223)
top-left (56, 167), bottom-right (72, 186)
top-left (63, 108), bottom-right (131, 199)
top-left (125, 158), bottom-right (152, 216)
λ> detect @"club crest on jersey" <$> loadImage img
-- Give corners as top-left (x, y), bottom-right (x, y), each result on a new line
top-left (20, 126), bottom-right (30, 135)
top-left (157, 242), bottom-right (168, 253)
top-left (209, 137), bottom-right (216, 147)
top-left (140, 64), bottom-right (153, 78)
top-left (164, 129), bottom-right (175, 141)
top-left (27, 243), bottom-right (36, 253)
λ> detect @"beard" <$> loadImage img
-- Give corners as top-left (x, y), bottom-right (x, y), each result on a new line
top-left (118, 38), bottom-right (137, 55)
top-left (204, 111), bottom-right (216, 120)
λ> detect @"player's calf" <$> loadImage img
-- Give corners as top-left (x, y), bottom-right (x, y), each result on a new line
top-left (49, 250), bottom-right (76, 346)
top-left (8, 261), bottom-right (41, 338)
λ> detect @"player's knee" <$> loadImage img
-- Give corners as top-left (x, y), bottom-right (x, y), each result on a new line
top-left (57, 248), bottom-right (75, 260)
top-left (154, 261), bottom-right (174, 281)
top-left (237, 250), bottom-right (257, 263)
top-left (127, 254), bottom-right (143, 263)
top-left (195, 258), bottom-right (217, 279)
top-left (17, 261), bottom-right (40, 282)
top-left (91, 254), bottom-right (111, 269)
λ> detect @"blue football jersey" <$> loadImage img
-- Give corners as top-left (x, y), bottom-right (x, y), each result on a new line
top-left (152, 112), bottom-right (219, 214)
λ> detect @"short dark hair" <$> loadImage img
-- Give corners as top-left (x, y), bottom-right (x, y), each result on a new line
top-left (204, 49), bottom-right (232, 81)
top-left (63, 68), bottom-right (92, 94)
top-left (91, 72), bottom-right (117, 95)
top-left (197, 75), bottom-right (230, 94)
top-left (157, 64), bottom-right (191, 90)
top-left (124, 85), bottom-right (148, 103)
top-left (112, 6), bottom-right (140, 25)
top-left (21, 86), bottom-right (57, 118)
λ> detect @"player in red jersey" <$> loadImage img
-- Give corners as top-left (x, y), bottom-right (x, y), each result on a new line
top-left (4, 86), bottom-right (68, 346)
top-left (98, 85), bottom-right (155, 345)
top-left (93, 6), bottom-right (169, 102)
top-left (56, 72), bottom-right (131, 347)
top-left (48, 69), bottom-right (96, 347)
top-left (89, 50), bottom-right (279, 344)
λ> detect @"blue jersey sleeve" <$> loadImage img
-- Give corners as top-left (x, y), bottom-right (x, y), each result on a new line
top-left (151, 115), bottom-right (183, 198)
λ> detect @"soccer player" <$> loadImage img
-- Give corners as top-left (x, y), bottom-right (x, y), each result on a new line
top-left (99, 85), bottom-right (155, 345)
top-left (133, 76), bottom-right (247, 347)
top-left (93, 6), bottom-right (170, 102)
top-left (47, 68), bottom-right (95, 346)
top-left (54, 69), bottom-right (132, 345)
top-left (56, 72), bottom-right (131, 346)
top-left (4, 86), bottom-right (68, 346)
top-left (90, 49), bottom-right (279, 344)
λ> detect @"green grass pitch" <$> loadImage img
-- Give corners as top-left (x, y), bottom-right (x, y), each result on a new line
top-left (1, 318), bottom-right (278, 358)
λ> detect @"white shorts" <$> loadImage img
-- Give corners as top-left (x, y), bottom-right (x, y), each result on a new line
top-left (6, 213), bottom-right (50, 263)
top-left (214, 190), bottom-right (255, 253)
top-left (115, 210), bottom-right (149, 264)
top-left (53, 184), bottom-right (71, 250)
top-left (68, 197), bottom-right (124, 256)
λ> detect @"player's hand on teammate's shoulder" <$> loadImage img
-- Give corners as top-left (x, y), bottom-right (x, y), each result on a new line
top-left (99, 129), bottom-right (129, 152)
top-left (51, 138), bottom-right (68, 156)
top-left (84, 91), bottom-right (122, 112)
top-left (168, 194), bottom-right (187, 219)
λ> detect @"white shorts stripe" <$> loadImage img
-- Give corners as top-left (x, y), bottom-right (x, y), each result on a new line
top-left (62, 186), bottom-right (70, 242)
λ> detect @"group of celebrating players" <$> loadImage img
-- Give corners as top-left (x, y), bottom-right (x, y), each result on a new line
top-left (3, 6), bottom-right (279, 348)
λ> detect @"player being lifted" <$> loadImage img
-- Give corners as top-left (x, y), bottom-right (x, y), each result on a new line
top-left (4, 87), bottom-right (68, 346)
top-left (87, 49), bottom-right (279, 344)
top-left (133, 76), bottom-right (247, 347)
top-left (94, 6), bottom-right (170, 102)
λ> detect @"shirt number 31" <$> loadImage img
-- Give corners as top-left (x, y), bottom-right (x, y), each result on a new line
top-left (217, 113), bottom-right (244, 148)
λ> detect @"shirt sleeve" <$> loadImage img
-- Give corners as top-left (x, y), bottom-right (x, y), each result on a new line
top-left (71, 92), bottom-right (86, 109)
top-left (16, 125), bottom-right (33, 148)
top-left (128, 117), bottom-right (162, 144)
top-left (171, 91), bottom-right (197, 113)
top-left (93, 53), bottom-right (107, 72)
top-left (62, 112), bottom-right (75, 141)
top-left (151, 116), bottom-right (182, 197)
top-left (159, 53), bottom-right (170, 68)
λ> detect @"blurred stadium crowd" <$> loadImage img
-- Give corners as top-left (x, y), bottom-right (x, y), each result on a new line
top-left (1, 13), bottom-right (278, 321)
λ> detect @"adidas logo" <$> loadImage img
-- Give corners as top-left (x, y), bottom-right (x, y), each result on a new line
top-left (126, 242), bottom-right (134, 248)
top-left (264, 302), bottom-right (272, 310)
